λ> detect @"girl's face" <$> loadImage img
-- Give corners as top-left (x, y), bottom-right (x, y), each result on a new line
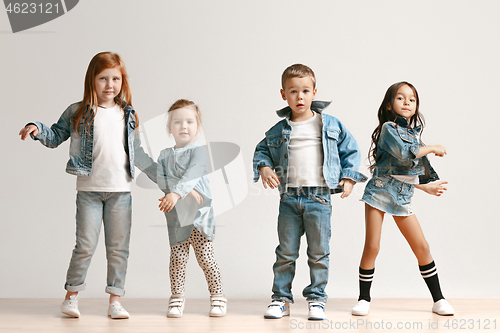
top-left (169, 107), bottom-right (199, 148)
top-left (94, 67), bottom-right (122, 108)
top-left (389, 84), bottom-right (417, 121)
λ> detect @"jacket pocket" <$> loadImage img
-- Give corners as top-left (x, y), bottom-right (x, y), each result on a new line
top-left (396, 127), bottom-right (414, 143)
top-left (326, 129), bottom-right (340, 141)
top-left (266, 134), bottom-right (282, 147)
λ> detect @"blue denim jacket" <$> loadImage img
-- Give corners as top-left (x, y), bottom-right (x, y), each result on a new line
top-left (253, 101), bottom-right (367, 194)
top-left (373, 116), bottom-right (439, 184)
top-left (157, 142), bottom-right (215, 245)
top-left (30, 102), bottom-right (157, 182)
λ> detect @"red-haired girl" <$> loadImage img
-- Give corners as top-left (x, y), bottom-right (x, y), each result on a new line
top-left (19, 52), bottom-right (156, 319)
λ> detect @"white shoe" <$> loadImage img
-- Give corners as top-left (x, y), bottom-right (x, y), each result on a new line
top-left (308, 301), bottom-right (326, 320)
top-left (167, 295), bottom-right (185, 318)
top-left (432, 299), bottom-right (454, 316)
top-left (108, 301), bottom-right (130, 319)
top-left (61, 295), bottom-right (80, 318)
top-left (264, 300), bottom-right (290, 319)
top-left (352, 300), bottom-right (370, 316)
top-left (209, 295), bottom-right (227, 317)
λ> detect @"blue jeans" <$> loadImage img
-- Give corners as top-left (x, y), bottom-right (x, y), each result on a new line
top-left (65, 191), bottom-right (132, 296)
top-left (272, 187), bottom-right (332, 303)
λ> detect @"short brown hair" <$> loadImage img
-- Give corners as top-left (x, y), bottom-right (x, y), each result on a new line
top-left (281, 64), bottom-right (316, 89)
top-left (166, 99), bottom-right (202, 134)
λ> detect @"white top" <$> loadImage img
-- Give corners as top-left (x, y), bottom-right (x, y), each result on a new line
top-left (391, 174), bottom-right (419, 185)
top-left (287, 112), bottom-right (327, 187)
top-left (77, 104), bottom-right (132, 191)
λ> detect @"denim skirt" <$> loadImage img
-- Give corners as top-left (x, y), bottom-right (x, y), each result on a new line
top-left (361, 175), bottom-right (415, 216)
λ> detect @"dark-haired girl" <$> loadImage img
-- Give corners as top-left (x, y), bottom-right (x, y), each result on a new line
top-left (351, 82), bottom-right (454, 316)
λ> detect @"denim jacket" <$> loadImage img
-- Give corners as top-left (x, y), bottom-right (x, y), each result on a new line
top-left (373, 116), bottom-right (439, 184)
top-left (253, 101), bottom-right (367, 194)
top-left (30, 102), bottom-right (157, 182)
top-left (157, 142), bottom-right (215, 245)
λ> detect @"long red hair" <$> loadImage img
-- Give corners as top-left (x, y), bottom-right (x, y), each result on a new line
top-left (72, 52), bottom-right (138, 135)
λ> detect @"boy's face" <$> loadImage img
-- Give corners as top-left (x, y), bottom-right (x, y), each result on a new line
top-left (280, 76), bottom-right (317, 121)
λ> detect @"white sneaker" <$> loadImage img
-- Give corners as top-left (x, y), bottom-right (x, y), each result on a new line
top-left (264, 300), bottom-right (290, 319)
top-left (308, 301), bottom-right (326, 320)
top-left (61, 295), bottom-right (80, 318)
top-left (167, 295), bottom-right (185, 318)
top-left (352, 300), bottom-right (370, 316)
top-left (209, 295), bottom-right (227, 317)
top-left (432, 299), bottom-right (454, 316)
top-left (108, 301), bottom-right (130, 319)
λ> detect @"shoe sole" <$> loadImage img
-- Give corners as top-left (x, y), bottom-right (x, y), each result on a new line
top-left (264, 312), bottom-right (290, 319)
top-left (167, 313), bottom-right (183, 318)
top-left (308, 316), bottom-right (325, 321)
top-left (432, 311), bottom-right (454, 316)
top-left (352, 311), bottom-right (369, 316)
top-left (108, 314), bottom-right (129, 319)
top-left (61, 310), bottom-right (80, 318)
top-left (209, 312), bottom-right (226, 317)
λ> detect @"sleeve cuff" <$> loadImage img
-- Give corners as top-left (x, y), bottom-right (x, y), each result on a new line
top-left (253, 161), bottom-right (273, 182)
top-left (341, 169), bottom-right (368, 183)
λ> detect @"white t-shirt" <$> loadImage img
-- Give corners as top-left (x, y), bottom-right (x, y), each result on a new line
top-left (76, 104), bottom-right (132, 191)
top-left (287, 112), bottom-right (327, 187)
top-left (390, 175), bottom-right (419, 185)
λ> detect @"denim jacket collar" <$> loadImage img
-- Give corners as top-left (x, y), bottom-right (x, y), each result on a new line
top-left (276, 100), bottom-right (332, 118)
top-left (394, 115), bottom-right (422, 135)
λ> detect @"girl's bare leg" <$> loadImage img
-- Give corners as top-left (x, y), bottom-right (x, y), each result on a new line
top-left (359, 204), bottom-right (385, 269)
top-left (393, 214), bottom-right (433, 265)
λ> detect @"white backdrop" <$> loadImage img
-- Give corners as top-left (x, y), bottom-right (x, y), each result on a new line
top-left (1, 0), bottom-right (499, 300)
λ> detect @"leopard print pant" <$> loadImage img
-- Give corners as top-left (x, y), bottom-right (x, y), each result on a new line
top-left (169, 228), bottom-right (223, 296)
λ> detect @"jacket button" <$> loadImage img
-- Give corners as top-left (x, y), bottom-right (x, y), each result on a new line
top-left (284, 170), bottom-right (287, 174)
top-left (283, 138), bottom-right (288, 142)
top-left (284, 154), bottom-right (288, 158)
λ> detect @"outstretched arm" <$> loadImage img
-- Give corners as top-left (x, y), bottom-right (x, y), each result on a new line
top-left (416, 181), bottom-right (448, 196)
top-left (415, 145), bottom-right (447, 159)
top-left (19, 124), bottom-right (39, 140)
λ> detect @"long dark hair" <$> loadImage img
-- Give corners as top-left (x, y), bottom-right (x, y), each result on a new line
top-left (368, 81), bottom-right (425, 173)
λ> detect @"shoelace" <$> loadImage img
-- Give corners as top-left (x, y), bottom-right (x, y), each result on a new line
top-left (309, 302), bottom-right (325, 310)
top-left (268, 301), bottom-right (285, 309)
top-left (65, 298), bottom-right (78, 308)
top-left (110, 303), bottom-right (125, 313)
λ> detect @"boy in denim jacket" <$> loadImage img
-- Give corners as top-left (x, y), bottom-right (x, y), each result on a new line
top-left (253, 64), bottom-right (366, 320)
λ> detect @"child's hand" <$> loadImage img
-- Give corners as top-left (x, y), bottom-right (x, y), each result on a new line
top-left (417, 181), bottom-right (448, 196)
top-left (432, 145), bottom-right (447, 157)
top-left (259, 166), bottom-right (280, 189)
top-left (339, 178), bottom-right (354, 199)
top-left (159, 192), bottom-right (181, 212)
top-left (19, 124), bottom-right (39, 140)
top-left (188, 189), bottom-right (204, 204)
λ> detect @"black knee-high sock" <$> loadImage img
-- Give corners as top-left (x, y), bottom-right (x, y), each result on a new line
top-left (358, 267), bottom-right (375, 302)
top-left (419, 261), bottom-right (444, 302)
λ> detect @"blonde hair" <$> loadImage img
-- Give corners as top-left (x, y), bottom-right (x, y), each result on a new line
top-left (281, 64), bottom-right (316, 89)
top-left (72, 52), bottom-right (136, 135)
top-left (166, 99), bottom-right (202, 134)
